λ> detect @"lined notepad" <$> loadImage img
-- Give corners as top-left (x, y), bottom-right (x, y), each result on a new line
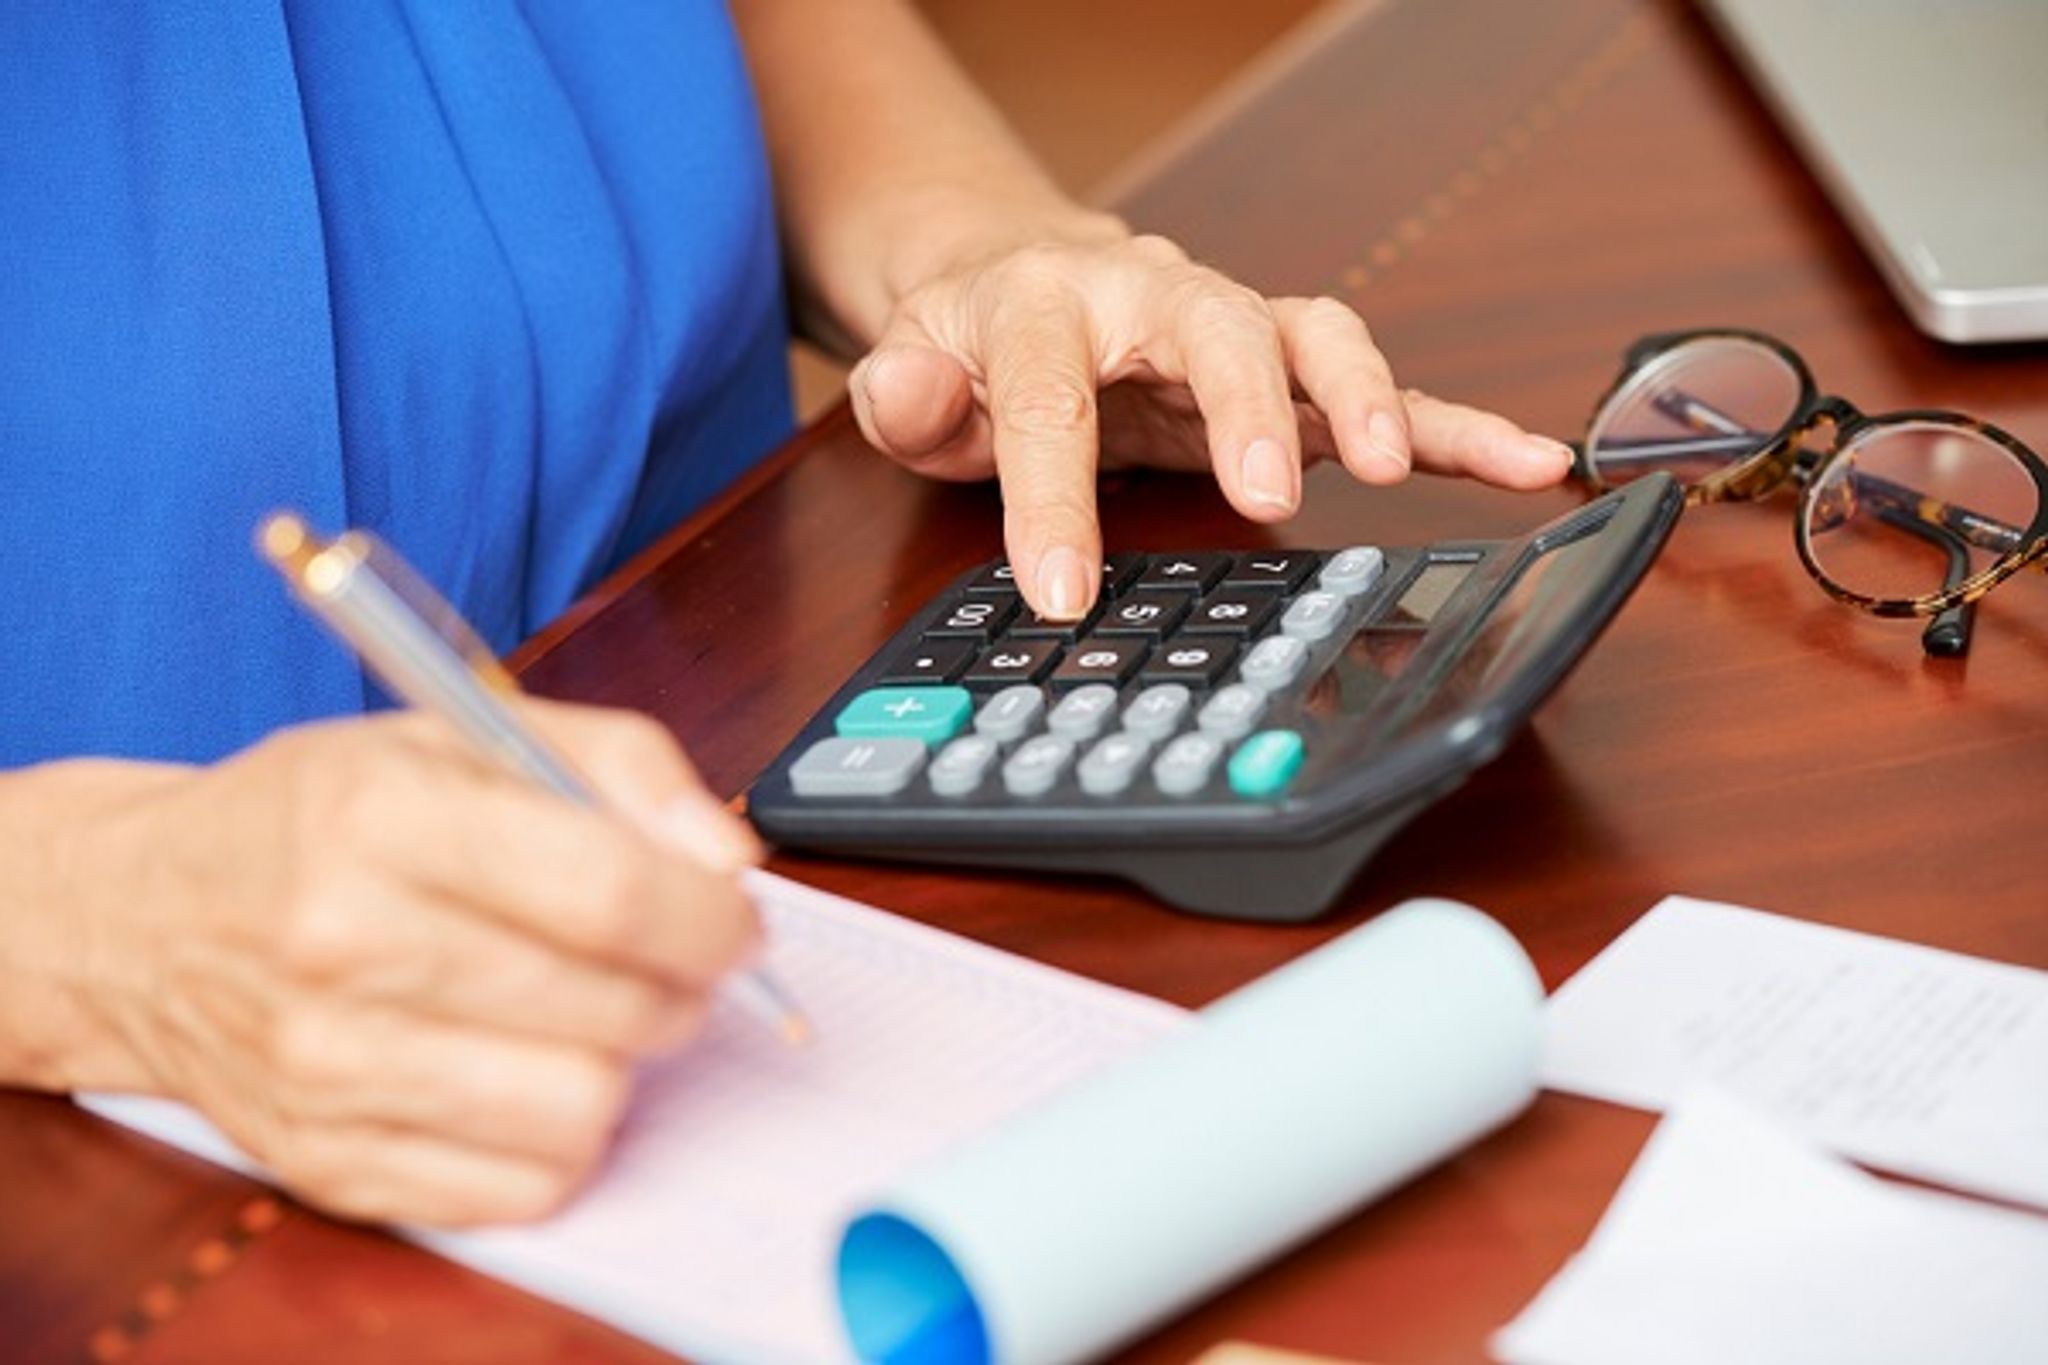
top-left (90, 881), bottom-right (1544, 1364)
top-left (87, 872), bottom-right (1189, 1364)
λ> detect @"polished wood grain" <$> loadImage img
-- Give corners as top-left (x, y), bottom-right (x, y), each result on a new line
top-left (7, 0), bottom-right (2045, 1360)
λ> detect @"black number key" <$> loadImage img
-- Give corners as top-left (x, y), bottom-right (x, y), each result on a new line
top-left (1140, 636), bottom-right (1238, 687)
top-left (1135, 552), bottom-right (1230, 593)
top-left (879, 637), bottom-right (978, 684)
top-left (1101, 551), bottom-right (1145, 596)
top-left (1098, 590), bottom-right (1188, 637)
top-left (1048, 636), bottom-right (1148, 690)
top-left (1223, 552), bottom-right (1318, 592)
top-left (964, 563), bottom-right (1020, 594)
top-left (928, 593), bottom-right (1018, 640)
top-left (965, 639), bottom-right (1061, 685)
top-left (1182, 590), bottom-right (1278, 636)
top-left (1009, 602), bottom-right (1101, 640)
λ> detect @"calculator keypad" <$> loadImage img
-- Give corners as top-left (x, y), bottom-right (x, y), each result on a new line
top-left (801, 548), bottom-right (1399, 807)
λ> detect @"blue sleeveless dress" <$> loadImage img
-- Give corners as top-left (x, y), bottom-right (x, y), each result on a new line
top-left (0, 3), bottom-right (793, 765)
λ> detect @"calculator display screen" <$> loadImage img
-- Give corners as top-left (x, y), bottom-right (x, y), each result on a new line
top-left (1304, 527), bottom-right (1605, 725)
top-left (1379, 561), bottom-right (1471, 626)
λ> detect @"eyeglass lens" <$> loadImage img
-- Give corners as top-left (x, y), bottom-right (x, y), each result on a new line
top-left (1803, 422), bottom-right (2037, 605)
top-left (1587, 337), bottom-right (2039, 609)
top-left (1584, 337), bottom-right (1803, 487)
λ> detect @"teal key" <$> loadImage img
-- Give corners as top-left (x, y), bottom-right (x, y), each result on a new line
top-left (835, 686), bottom-right (974, 745)
top-left (1227, 728), bottom-right (1306, 799)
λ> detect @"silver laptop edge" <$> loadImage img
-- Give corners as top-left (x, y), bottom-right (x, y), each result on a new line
top-left (1698, 0), bottom-right (2048, 344)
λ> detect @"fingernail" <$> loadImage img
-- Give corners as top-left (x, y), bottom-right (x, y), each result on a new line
top-left (1527, 436), bottom-right (1577, 469)
top-left (1037, 545), bottom-right (1089, 620)
top-left (651, 793), bottom-right (762, 875)
top-left (1367, 410), bottom-right (1412, 473)
top-left (1240, 438), bottom-right (1298, 512)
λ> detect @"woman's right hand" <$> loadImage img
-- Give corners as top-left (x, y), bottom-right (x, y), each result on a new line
top-left (4, 701), bottom-right (761, 1226)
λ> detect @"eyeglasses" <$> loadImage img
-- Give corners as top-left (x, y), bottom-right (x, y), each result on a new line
top-left (1574, 329), bottom-right (2048, 656)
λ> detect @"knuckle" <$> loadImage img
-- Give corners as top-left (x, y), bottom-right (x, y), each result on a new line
top-left (997, 374), bottom-right (1096, 436)
top-left (1174, 275), bottom-right (1274, 337)
top-left (1304, 294), bottom-right (1371, 341)
top-left (267, 1007), bottom-right (351, 1089)
top-left (1127, 232), bottom-right (1190, 267)
top-left (276, 888), bottom-right (365, 981)
top-left (994, 244), bottom-right (1073, 294)
top-left (319, 748), bottom-right (417, 849)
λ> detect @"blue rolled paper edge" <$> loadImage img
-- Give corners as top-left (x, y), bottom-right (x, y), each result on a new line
top-left (839, 1212), bottom-right (992, 1365)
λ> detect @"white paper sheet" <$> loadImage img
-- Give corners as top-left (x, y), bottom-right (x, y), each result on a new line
top-left (1492, 1089), bottom-right (2048, 1365)
top-left (1541, 896), bottom-right (2048, 1208)
top-left (85, 870), bottom-right (1187, 1365)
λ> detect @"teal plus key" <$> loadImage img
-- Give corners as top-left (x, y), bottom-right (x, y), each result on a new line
top-left (835, 686), bottom-right (974, 745)
top-left (1227, 729), bottom-right (1306, 799)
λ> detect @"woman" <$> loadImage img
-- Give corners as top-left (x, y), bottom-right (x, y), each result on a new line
top-left (0, 0), bottom-right (1570, 1225)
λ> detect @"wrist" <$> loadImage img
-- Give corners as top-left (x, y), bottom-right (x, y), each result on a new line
top-left (0, 759), bottom-right (185, 1094)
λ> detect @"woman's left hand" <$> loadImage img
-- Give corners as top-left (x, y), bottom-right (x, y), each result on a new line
top-left (846, 224), bottom-right (1576, 621)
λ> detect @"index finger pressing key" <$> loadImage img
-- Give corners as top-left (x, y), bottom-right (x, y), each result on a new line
top-left (983, 291), bottom-right (1105, 621)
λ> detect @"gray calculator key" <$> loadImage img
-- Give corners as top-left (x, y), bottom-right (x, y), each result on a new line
top-left (1239, 635), bottom-right (1310, 692)
top-left (1046, 683), bottom-right (1119, 741)
top-left (1280, 590), bottom-right (1346, 642)
top-left (1002, 735), bottom-right (1075, 797)
top-left (928, 734), bottom-right (1001, 796)
top-left (1077, 732), bottom-right (1153, 796)
top-left (789, 737), bottom-right (926, 797)
top-left (1196, 683), bottom-right (1267, 740)
top-left (974, 684), bottom-right (1044, 742)
top-left (1152, 732), bottom-right (1226, 795)
top-left (1122, 683), bottom-right (1192, 740)
top-left (1318, 546), bottom-right (1387, 597)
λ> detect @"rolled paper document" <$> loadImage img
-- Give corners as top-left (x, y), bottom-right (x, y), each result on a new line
top-left (836, 899), bottom-right (1543, 1365)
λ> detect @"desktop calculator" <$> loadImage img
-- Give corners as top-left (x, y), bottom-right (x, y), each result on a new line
top-left (749, 474), bottom-right (1682, 922)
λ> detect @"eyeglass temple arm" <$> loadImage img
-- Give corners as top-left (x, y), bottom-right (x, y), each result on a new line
top-left (1865, 505), bottom-right (1977, 656)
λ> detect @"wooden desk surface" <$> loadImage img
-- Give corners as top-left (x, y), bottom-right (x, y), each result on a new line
top-left (6, 0), bottom-right (2045, 1361)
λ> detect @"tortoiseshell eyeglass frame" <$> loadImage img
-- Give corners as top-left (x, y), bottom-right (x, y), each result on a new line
top-left (1573, 328), bottom-right (2048, 657)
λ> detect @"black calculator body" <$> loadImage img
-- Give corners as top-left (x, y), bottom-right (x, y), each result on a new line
top-left (750, 474), bottom-right (1682, 922)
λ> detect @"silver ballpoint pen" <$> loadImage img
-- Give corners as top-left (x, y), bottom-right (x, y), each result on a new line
top-left (258, 513), bottom-right (812, 1047)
